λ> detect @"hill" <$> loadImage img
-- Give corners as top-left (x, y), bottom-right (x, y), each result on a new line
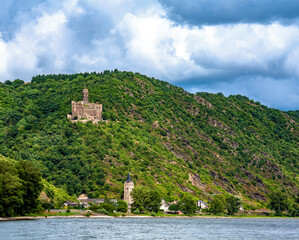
top-left (0, 70), bottom-right (298, 207)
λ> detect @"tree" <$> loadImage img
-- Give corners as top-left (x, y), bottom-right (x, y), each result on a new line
top-left (117, 200), bottom-right (128, 212)
top-left (178, 195), bottom-right (197, 215)
top-left (226, 195), bottom-right (242, 215)
top-left (147, 189), bottom-right (162, 212)
top-left (288, 202), bottom-right (299, 217)
top-left (16, 161), bottom-right (43, 215)
top-left (169, 204), bottom-right (179, 211)
top-left (269, 191), bottom-right (289, 216)
top-left (210, 197), bottom-right (225, 214)
top-left (0, 159), bottom-right (43, 217)
top-left (0, 160), bottom-right (23, 217)
top-left (99, 203), bottom-right (116, 213)
top-left (131, 186), bottom-right (161, 213)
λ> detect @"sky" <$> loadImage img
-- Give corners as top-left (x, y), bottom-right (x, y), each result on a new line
top-left (0, 0), bottom-right (299, 110)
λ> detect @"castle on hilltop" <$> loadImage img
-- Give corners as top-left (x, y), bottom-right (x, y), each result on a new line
top-left (67, 88), bottom-right (103, 124)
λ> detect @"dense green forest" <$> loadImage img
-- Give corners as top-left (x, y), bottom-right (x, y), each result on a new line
top-left (0, 155), bottom-right (42, 217)
top-left (0, 70), bottom-right (298, 208)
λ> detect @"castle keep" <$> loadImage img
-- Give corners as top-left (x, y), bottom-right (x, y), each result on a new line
top-left (67, 88), bottom-right (103, 124)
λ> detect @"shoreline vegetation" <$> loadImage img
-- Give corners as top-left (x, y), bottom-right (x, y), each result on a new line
top-left (0, 211), bottom-right (298, 221)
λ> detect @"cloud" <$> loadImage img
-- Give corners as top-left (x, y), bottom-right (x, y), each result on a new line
top-left (0, 0), bottom-right (298, 110)
top-left (158, 0), bottom-right (299, 25)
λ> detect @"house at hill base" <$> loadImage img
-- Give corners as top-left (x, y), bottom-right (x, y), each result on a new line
top-left (160, 199), bottom-right (171, 212)
top-left (67, 88), bottom-right (105, 124)
top-left (196, 200), bottom-right (208, 209)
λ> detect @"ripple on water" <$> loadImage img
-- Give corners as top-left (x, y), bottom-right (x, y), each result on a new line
top-left (0, 218), bottom-right (298, 240)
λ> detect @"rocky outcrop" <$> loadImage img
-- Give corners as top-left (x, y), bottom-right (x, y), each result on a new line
top-left (188, 173), bottom-right (205, 190)
top-left (194, 95), bottom-right (213, 108)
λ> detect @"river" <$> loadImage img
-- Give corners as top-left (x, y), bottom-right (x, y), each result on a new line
top-left (0, 217), bottom-right (298, 239)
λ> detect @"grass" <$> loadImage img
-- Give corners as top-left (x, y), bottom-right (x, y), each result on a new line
top-left (25, 212), bottom-right (79, 217)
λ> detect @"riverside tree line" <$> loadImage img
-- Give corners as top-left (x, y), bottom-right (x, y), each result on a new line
top-left (0, 158), bottom-right (298, 217)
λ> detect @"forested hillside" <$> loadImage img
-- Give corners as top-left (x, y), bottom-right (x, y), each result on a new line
top-left (0, 70), bottom-right (298, 208)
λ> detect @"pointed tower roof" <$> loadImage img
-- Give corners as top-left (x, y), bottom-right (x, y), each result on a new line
top-left (125, 173), bottom-right (133, 183)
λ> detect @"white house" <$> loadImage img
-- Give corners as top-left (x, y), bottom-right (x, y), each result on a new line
top-left (160, 199), bottom-right (171, 212)
top-left (196, 200), bottom-right (208, 209)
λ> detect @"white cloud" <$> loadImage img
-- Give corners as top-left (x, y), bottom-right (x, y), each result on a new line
top-left (0, 0), bottom-right (298, 109)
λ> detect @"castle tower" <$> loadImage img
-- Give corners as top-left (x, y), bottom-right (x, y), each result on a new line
top-left (83, 89), bottom-right (89, 103)
top-left (124, 173), bottom-right (134, 209)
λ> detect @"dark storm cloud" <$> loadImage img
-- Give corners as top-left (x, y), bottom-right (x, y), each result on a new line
top-left (159, 0), bottom-right (299, 25)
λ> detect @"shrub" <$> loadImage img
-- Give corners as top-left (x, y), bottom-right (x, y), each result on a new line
top-left (117, 200), bottom-right (128, 213)
top-left (84, 212), bottom-right (92, 217)
top-left (133, 209), bottom-right (140, 214)
top-left (96, 208), bottom-right (108, 215)
top-left (99, 203), bottom-right (116, 213)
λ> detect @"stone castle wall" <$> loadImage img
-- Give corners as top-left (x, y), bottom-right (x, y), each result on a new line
top-left (67, 89), bottom-right (103, 124)
top-left (71, 101), bottom-right (103, 120)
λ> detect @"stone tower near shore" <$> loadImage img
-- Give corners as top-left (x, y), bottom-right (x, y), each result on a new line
top-left (67, 88), bottom-right (103, 124)
top-left (124, 173), bottom-right (134, 209)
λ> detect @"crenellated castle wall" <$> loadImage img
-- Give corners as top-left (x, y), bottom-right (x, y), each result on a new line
top-left (67, 89), bottom-right (104, 124)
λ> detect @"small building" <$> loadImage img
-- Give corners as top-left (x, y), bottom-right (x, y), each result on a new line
top-left (78, 194), bottom-right (89, 200)
top-left (196, 200), bottom-right (208, 209)
top-left (64, 201), bottom-right (79, 207)
top-left (77, 198), bottom-right (118, 208)
top-left (160, 199), bottom-right (171, 212)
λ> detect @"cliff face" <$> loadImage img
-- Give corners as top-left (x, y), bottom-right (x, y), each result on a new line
top-left (0, 71), bottom-right (298, 206)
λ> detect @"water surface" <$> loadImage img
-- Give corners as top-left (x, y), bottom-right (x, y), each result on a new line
top-left (0, 217), bottom-right (298, 240)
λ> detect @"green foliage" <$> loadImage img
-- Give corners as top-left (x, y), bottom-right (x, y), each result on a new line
top-left (178, 195), bottom-right (197, 215)
top-left (131, 186), bottom-right (161, 213)
top-left (99, 203), bottom-right (116, 213)
top-left (210, 195), bottom-right (226, 214)
top-left (84, 212), bottom-right (92, 217)
top-left (16, 160), bottom-right (43, 215)
top-left (42, 180), bottom-right (74, 208)
top-left (169, 204), bottom-right (179, 211)
top-left (96, 208), bottom-right (108, 215)
top-left (268, 191), bottom-right (289, 216)
top-left (288, 202), bottom-right (299, 217)
top-left (0, 71), bottom-right (298, 206)
top-left (0, 156), bottom-right (43, 217)
top-left (226, 195), bottom-right (242, 215)
top-left (117, 200), bottom-right (128, 212)
top-left (133, 209), bottom-right (140, 214)
top-left (0, 159), bottom-right (23, 217)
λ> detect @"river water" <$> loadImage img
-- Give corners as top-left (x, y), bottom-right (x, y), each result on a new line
top-left (0, 217), bottom-right (298, 240)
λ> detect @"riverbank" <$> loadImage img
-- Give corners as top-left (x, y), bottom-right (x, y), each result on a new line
top-left (1, 213), bottom-right (297, 221)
